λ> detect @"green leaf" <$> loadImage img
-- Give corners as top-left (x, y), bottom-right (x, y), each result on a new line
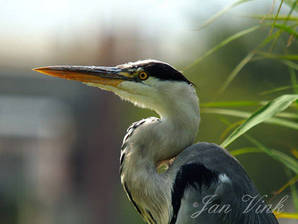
top-left (218, 52), bottom-right (255, 94)
top-left (185, 26), bottom-right (260, 70)
top-left (273, 173), bottom-right (298, 196)
top-left (247, 15), bottom-right (298, 21)
top-left (197, 0), bottom-right (255, 30)
top-left (257, 51), bottom-right (298, 61)
top-left (201, 108), bottom-right (298, 129)
top-left (283, 60), bottom-right (298, 70)
top-left (289, 67), bottom-right (298, 94)
top-left (269, 0), bottom-right (285, 36)
top-left (245, 136), bottom-right (298, 174)
top-left (220, 94), bottom-right (298, 147)
top-left (291, 182), bottom-right (298, 211)
top-left (230, 137), bottom-right (298, 174)
top-left (201, 100), bottom-right (263, 108)
top-left (268, 0), bottom-right (294, 50)
top-left (230, 147), bottom-right (263, 156)
top-left (260, 85), bottom-right (298, 95)
top-left (258, 28), bottom-right (282, 48)
top-left (285, 170), bottom-right (298, 211)
top-left (285, 0), bottom-right (298, 12)
top-left (277, 112), bottom-right (298, 119)
top-left (272, 24), bottom-right (298, 37)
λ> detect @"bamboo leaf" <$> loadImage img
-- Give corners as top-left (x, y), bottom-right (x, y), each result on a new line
top-left (276, 170), bottom-right (298, 212)
top-left (266, 150), bottom-right (298, 175)
top-left (260, 85), bottom-right (298, 95)
top-left (273, 174), bottom-right (298, 196)
top-left (290, 185), bottom-right (298, 212)
top-left (218, 52), bottom-right (255, 94)
top-left (257, 52), bottom-right (298, 61)
top-left (289, 172), bottom-right (298, 211)
top-left (220, 94), bottom-right (298, 147)
top-left (273, 212), bottom-right (298, 219)
top-left (269, 0), bottom-right (285, 37)
top-left (285, 0), bottom-right (298, 12)
top-left (247, 15), bottom-right (298, 21)
top-left (283, 60), bottom-right (298, 70)
top-left (289, 67), bottom-right (298, 94)
top-left (272, 24), bottom-right (298, 37)
top-left (258, 28), bottom-right (282, 48)
top-left (201, 101), bottom-right (264, 107)
top-left (220, 120), bottom-right (244, 141)
top-left (269, 0), bottom-right (297, 49)
top-left (201, 100), bottom-right (298, 109)
top-left (245, 136), bottom-right (298, 174)
top-left (277, 112), bottom-right (298, 119)
top-left (197, 0), bottom-right (255, 30)
top-left (185, 26), bottom-right (260, 70)
top-left (201, 108), bottom-right (298, 129)
top-left (230, 147), bottom-right (263, 156)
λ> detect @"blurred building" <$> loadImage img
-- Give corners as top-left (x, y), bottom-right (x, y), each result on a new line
top-left (0, 22), bottom-right (161, 224)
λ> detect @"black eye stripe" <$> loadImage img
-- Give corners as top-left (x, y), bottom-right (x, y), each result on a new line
top-left (119, 60), bottom-right (192, 84)
top-left (142, 62), bottom-right (191, 84)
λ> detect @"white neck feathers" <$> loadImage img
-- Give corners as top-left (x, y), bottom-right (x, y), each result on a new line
top-left (120, 81), bottom-right (200, 224)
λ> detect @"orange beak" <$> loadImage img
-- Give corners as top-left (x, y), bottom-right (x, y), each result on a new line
top-left (33, 65), bottom-right (133, 87)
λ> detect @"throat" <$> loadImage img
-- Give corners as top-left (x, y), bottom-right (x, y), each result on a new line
top-left (120, 108), bottom-right (199, 224)
top-left (120, 85), bottom-right (200, 223)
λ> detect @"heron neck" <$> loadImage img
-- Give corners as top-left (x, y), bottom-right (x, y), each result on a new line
top-left (120, 92), bottom-right (200, 224)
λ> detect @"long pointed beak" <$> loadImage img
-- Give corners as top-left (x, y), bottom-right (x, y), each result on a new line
top-left (33, 65), bottom-right (133, 87)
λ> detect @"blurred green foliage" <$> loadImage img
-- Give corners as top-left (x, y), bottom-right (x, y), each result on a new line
top-left (181, 0), bottom-right (298, 220)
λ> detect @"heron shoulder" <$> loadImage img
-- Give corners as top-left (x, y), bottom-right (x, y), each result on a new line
top-left (170, 143), bottom-right (249, 187)
top-left (169, 142), bottom-right (257, 197)
top-left (168, 143), bottom-right (278, 224)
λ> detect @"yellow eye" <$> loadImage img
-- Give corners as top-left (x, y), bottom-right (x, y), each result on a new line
top-left (138, 72), bottom-right (149, 80)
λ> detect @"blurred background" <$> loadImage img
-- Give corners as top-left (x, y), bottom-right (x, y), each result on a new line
top-left (0, 0), bottom-right (297, 224)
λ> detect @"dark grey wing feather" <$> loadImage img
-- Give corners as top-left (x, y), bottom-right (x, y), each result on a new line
top-left (169, 142), bottom-right (278, 224)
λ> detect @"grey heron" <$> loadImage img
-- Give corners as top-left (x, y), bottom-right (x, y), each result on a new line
top-left (34, 60), bottom-right (278, 224)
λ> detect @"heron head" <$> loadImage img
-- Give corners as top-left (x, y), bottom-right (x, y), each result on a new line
top-left (33, 60), bottom-right (198, 116)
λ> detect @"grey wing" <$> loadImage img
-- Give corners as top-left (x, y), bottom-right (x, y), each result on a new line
top-left (174, 173), bottom-right (232, 224)
top-left (169, 142), bottom-right (279, 224)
